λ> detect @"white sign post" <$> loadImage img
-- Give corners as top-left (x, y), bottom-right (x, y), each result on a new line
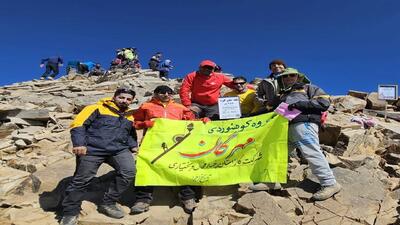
top-left (378, 85), bottom-right (398, 121)
top-left (218, 96), bottom-right (241, 119)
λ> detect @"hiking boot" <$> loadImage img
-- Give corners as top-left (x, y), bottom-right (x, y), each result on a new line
top-left (249, 182), bottom-right (282, 191)
top-left (59, 215), bottom-right (77, 225)
top-left (130, 202), bottom-right (150, 214)
top-left (48, 77), bottom-right (54, 80)
top-left (181, 198), bottom-right (197, 214)
top-left (98, 203), bottom-right (125, 219)
top-left (40, 77), bottom-right (45, 80)
top-left (312, 183), bottom-right (342, 201)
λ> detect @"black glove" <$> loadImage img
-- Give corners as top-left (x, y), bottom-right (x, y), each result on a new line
top-left (288, 101), bottom-right (309, 111)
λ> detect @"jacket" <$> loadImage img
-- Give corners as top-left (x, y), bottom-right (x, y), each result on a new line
top-left (41, 56), bottom-right (63, 65)
top-left (224, 89), bottom-right (261, 115)
top-left (70, 98), bottom-right (137, 155)
top-left (280, 84), bottom-right (330, 125)
top-left (134, 98), bottom-right (195, 131)
top-left (256, 73), bottom-right (311, 111)
top-left (179, 71), bottom-right (235, 106)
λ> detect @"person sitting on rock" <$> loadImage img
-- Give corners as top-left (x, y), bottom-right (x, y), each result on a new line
top-left (89, 63), bottom-right (107, 76)
top-left (131, 85), bottom-right (198, 214)
top-left (252, 68), bottom-right (341, 201)
top-left (59, 88), bottom-right (138, 225)
top-left (179, 60), bottom-right (236, 119)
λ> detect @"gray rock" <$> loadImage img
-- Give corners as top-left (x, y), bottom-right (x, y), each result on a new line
top-left (334, 128), bottom-right (380, 156)
top-left (235, 192), bottom-right (295, 225)
top-left (15, 109), bottom-right (50, 121)
top-left (0, 167), bottom-right (30, 196)
top-left (348, 90), bottom-right (368, 99)
top-left (11, 133), bottom-right (34, 145)
top-left (332, 95), bottom-right (366, 113)
top-left (14, 139), bottom-right (27, 148)
top-left (0, 122), bottom-right (19, 139)
top-left (367, 92), bottom-right (387, 110)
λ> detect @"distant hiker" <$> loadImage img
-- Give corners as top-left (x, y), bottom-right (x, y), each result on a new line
top-left (214, 65), bottom-right (222, 73)
top-left (179, 60), bottom-right (235, 119)
top-left (40, 56), bottom-right (63, 80)
top-left (252, 68), bottom-right (342, 201)
top-left (110, 57), bottom-right (123, 70)
top-left (124, 47), bottom-right (137, 61)
top-left (77, 61), bottom-right (96, 75)
top-left (131, 85), bottom-right (198, 214)
top-left (158, 59), bottom-right (173, 81)
top-left (89, 63), bottom-right (107, 76)
top-left (223, 76), bottom-right (261, 116)
top-left (148, 52), bottom-right (162, 71)
top-left (59, 88), bottom-right (137, 225)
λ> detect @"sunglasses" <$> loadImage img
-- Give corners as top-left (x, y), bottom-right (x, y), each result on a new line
top-left (158, 91), bottom-right (173, 95)
top-left (281, 74), bottom-right (298, 78)
top-left (202, 66), bottom-right (215, 70)
top-left (233, 82), bottom-right (246, 85)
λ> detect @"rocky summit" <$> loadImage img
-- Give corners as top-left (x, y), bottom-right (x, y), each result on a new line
top-left (0, 70), bottom-right (399, 225)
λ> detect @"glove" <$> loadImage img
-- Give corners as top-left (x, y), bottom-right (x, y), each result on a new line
top-left (144, 120), bottom-right (155, 128)
top-left (288, 101), bottom-right (311, 111)
top-left (201, 117), bottom-right (211, 124)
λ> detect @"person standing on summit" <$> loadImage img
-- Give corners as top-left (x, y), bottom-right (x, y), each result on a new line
top-left (179, 60), bottom-right (235, 119)
top-left (59, 88), bottom-right (138, 225)
top-left (40, 56), bottom-right (63, 80)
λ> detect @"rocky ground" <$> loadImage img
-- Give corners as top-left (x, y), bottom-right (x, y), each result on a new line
top-left (0, 69), bottom-right (399, 225)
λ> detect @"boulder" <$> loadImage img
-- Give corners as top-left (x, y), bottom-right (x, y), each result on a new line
top-left (15, 109), bottom-right (50, 121)
top-left (333, 128), bottom-right (380, 156)
top-left (289, 166), bottom-right (396, 225)
top-left (348, 90), bottom-right (368, 99)
top-left (0, 167), bottom-right (30, 196)
top-left (235, 192), bottom-right (295, 225)
top-left (366, 92), bottom-right (387, 110)
top-left (332, 95), bottom-right (366, 113)
top-left (0, 122), bottom-right (19, 139)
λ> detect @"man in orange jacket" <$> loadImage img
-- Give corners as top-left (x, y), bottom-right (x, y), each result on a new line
top-left (179, 60), bottom-right (235, 119)
top-left (131, 85), bottom-right (198, 214)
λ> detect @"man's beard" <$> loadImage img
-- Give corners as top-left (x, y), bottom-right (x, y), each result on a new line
top-left (116, 102), bottom-right (128, 111)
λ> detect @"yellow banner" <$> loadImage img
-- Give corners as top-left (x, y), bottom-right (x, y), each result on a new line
top-left (135, 113), bottom-right (288, 186)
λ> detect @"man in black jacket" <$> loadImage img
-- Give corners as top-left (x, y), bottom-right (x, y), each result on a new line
top-left (60, 88), bottom-right (138, 225)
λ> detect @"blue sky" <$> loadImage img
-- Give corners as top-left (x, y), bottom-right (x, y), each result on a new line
top-left (0, 0), bottom-right (399, 95)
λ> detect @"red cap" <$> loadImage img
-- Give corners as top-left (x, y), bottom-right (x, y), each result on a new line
top-left (199, 60), bottom-right (216, 68)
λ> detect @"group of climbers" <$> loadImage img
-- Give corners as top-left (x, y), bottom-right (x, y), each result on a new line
top-left (54, 57), bottom-right (340, 225)
top-left (39, 49), bottom-right (174, 81)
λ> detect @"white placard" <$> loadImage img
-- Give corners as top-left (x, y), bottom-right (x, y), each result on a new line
top-left (218, 96), bottom-right (241, 119)
top-left (378, 85), bottom-right (398, 100)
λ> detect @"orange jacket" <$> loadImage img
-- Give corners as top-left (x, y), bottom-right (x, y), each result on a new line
top-left (133, 98), bottom-right (195, 130)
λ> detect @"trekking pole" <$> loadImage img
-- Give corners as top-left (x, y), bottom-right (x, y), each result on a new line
top-left (151, 123), bottom-right (194, 164)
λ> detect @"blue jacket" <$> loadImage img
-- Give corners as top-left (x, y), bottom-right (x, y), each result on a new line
top-left (70, 98), bottom-right (138, 156)
top-left (158, 60), bottom-right (173, 72)
top-left (81, 61), bottom-right (96, 71)
top-left (41, 56), bottom-right (63, 65)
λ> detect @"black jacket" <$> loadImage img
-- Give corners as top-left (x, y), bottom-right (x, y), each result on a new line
top-left (70, 98), bottom-right (137, 155)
